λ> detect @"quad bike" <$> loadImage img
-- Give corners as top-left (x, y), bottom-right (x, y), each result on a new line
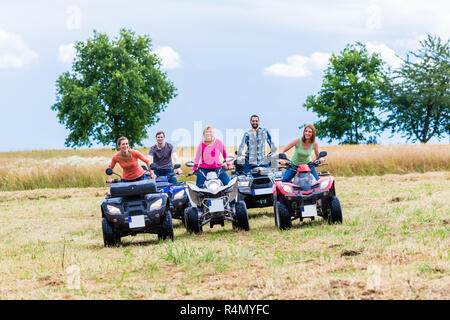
top-left (147, 163), bottom-right (190, 224)
top-left (273, 151), bottom-right (342, 230)
top-left (100, 168), bottom-right (174, 247)
top-left (183, 156), bottom-right (250, 233)
top-left (231, 153), bottom-right (283, 209)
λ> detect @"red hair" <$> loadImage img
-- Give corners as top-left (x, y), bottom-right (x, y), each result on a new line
top-left (302, 125), bottom-right (316, 143)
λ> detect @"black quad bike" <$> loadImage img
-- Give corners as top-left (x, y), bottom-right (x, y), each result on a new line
top-left (183, 156), bottom-right (250, 233)
top-left (273, 151), bottom-right (342, 230)
top-left (148, 163), bottom-right (190, 224)
top-left (231, 153), bottom-right (283, 209)
top-left (101, 168), bottom-right (174, 246)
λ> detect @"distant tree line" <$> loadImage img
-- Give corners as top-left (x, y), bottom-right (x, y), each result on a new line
top-left (304, 34), bottom-right (449, 144)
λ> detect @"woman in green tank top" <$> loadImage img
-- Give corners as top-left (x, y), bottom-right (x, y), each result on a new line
top-left (280, 124), bottom-right (324, 181)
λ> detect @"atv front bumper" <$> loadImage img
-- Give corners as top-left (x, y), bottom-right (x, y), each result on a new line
top-left (239, 187), bottom-right (274, 208)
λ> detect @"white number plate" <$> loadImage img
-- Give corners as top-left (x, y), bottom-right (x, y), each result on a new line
top-left (208, 199), bottom-right (224, 213)
top-left (128, 215), bottom-right (145, 228)
top-left (301, 204), bottom-right (317, 217)
top-left (253, 188), bottom-right (273, 195)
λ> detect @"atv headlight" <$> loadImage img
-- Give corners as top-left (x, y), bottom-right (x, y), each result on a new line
top-left (150, 198), bottom-right (163, 211)
top-left (282, 185), bottom-right (294, 194)
top-left (238, 181), bottom-right (250, 187)
top-left (319, 178), bottom-right (330, 190)
top-left (106, 205), bottom-right (121, 215)
top-left (207, 181), bottom-right (220, 192)
top-left (173, 189), bottom-right (185, 200)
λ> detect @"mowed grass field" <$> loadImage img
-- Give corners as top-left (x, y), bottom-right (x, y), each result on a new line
top-left (0, 170), bottom-right (448, 299)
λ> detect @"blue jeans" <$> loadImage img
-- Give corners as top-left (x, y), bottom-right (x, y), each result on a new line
top-left (282, 167), bottom-right (319, 182)
top-left (121, 174), bottom-right (146, 182)
top-left (155, 169), bottom-right (178, 184)
top-left (196, 168), bottom-right (230, 188)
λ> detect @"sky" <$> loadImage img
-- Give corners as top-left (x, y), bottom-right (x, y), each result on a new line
top-left (0, 0), bottom-right (449, 152)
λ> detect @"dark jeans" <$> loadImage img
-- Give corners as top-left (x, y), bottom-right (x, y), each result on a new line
top-left (196, 168), bottom-right (230, 188)
top-left (121, 174), bottom-right (146, 182)
top-left (282, 167), bottom-right (319, 182)
top-left (155, 169), bottom-right (178, 184)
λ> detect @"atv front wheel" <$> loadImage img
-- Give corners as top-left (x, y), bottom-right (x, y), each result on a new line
top-left (235, 201), bottom-right (250, 231)
top-left (184, 207), bottom-right (202, 234)
top-left (159, 211), bottom-right (174, 241)
top-left (328, 196), bottom-right (343, 224)
top-left (102, 217), bottom-right (120, 247)
top-left (274, 201), bottom-right (292, 230)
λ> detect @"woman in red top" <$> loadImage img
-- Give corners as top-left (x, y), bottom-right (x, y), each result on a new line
top-left (107, 137), bottom-right (155, 183)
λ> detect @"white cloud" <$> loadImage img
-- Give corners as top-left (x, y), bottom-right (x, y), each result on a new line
top-left (366, 41), bottom-right (403, 69)
top-left (264, 52), bottom-right (331, 78)
top-left (0, 28), bottom-right (38, 68)
top-left (58, 43), bottom-right (76, 64)
top-left (153, 45), bottom-right (182, 70)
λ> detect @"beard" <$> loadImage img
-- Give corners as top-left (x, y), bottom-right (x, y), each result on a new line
top-left (251, 123), bottom-right (259, 129)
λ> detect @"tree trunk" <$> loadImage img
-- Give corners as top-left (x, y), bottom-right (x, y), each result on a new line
top-left (420, 106), bottom-right (432, 143)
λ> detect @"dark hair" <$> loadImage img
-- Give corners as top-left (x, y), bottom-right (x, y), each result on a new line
top-left (155, 131), bottom-right (165, 138)
top-left (250, 115), bottom-right (259, 121)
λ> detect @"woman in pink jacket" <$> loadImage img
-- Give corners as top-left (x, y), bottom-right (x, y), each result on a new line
top-left (193, 125), bottom-right (230, 188)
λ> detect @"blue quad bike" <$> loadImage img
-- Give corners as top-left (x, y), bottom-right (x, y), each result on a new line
top-left (101, 168), bottom-right (174, 247)
top-left (148, 163), bottom-right (190, 225)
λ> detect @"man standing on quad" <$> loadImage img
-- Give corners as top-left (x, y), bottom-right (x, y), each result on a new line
top-left (237, 115), bottom-right (277, 173)
top-left (148, 131), bottom-right (183, 184)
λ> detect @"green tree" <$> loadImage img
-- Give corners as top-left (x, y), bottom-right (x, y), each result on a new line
top-left (304, 42), bottom-right (387, 144)
top-left (52, 29), bottom-right (177, 148)
top-left (382, 34), bottom-right (449, 143)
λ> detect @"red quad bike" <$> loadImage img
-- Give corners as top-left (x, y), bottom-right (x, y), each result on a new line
top-left (273, 151), bottom-right (342, 230)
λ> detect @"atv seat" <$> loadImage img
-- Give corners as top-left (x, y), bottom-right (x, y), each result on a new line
top-left (110, 179), bottom-right (157, 198)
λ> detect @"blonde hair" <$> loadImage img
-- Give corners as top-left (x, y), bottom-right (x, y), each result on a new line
top-left (202, 125), bottom-right (215, 143)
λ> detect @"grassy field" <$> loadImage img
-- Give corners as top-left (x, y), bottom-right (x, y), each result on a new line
top-left (0, 171), bottom-right (448, 299)
top-left (1, 144), bottom-right (449, 191)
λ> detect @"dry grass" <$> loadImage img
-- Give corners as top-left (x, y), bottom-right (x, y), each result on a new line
top-left (0, 171), bottom-right (448, 299)
top-left (1, 144), bottom-right (449, 191)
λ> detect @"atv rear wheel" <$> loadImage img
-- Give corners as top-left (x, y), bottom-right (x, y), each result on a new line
top-left (329, 196), bottom-right (343, 224)
top-left (235, 201), bottom-right (250, 231)
top-left (102, 217), bottom-right (120, 247)
top-left (274, 201), bottom-right (292, 230)
top-left (184, 207), bottom-right (202, 234)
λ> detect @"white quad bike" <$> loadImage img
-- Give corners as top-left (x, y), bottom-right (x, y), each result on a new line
top-left (184, 156), bottom-right (250, 233)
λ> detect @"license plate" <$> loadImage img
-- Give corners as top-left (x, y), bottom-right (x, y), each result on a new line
top-left (208, 199), bottom-right (224, 213)
top-left (301, 204), bottom-right (317, 217)
top-left (252, 188), bottom-right (273, 195)
top-left (128, 215), bottom-right (145, 228)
